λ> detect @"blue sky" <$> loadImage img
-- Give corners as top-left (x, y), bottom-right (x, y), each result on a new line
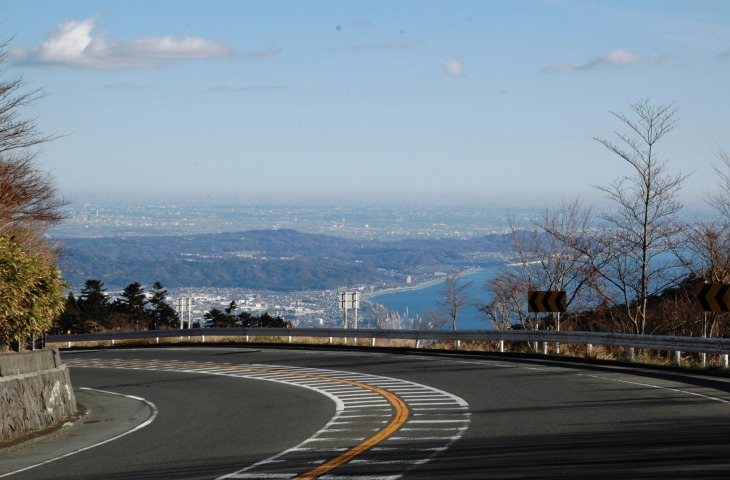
top-left (2, 0), bottom-right (730, 206)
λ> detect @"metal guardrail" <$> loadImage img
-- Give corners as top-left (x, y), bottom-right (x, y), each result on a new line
top-left (46, 327), bottom-right (730, 364)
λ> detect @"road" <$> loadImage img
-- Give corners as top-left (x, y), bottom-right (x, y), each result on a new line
top-left (3, 346), bottom-right (730, 479)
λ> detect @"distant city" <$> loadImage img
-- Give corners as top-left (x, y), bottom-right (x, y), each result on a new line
top-left (51, 198), bottom-right (528, 329)
top-left (52, 197), bottom-right (543, 240)
top-left (50, 197), bottom-right (716, 329)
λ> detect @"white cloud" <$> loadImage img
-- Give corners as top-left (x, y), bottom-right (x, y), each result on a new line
top-left (541, 48), bottom-right (643, 73)
top-left (10, 16), bottom-right (233, 69)
top-left (443, 58), bottom-right (464, 77)
top-left (582, 48), bottom-right (643, 69)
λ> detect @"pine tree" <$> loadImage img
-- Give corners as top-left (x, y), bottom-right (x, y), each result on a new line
top-left (149, 281), bottom-right (178, 329)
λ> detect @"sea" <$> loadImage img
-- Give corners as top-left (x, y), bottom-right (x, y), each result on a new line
top-left (368, 267), bottom-right (502, 331)
top-left (53, 197), bottom-right (712, 331)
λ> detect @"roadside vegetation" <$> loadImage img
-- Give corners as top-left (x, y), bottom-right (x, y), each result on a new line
top-left (54, 278), bottom-right (289, 334)
top-left (0, 40), bottom-right (66, 350)
top-left (462, 99), bottom-right (730, 348)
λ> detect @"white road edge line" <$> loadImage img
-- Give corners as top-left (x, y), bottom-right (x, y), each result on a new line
top-left (0, 388), bottom-right (158, 478)
top-left (580, 374), bottom-right (730, 405)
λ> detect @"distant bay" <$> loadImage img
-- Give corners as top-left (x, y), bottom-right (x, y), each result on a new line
top-left (368, 265), bottom-right (503, 330)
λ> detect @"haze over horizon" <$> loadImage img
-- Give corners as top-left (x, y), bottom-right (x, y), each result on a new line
top-left (3, 1), bottom-right (729, 206)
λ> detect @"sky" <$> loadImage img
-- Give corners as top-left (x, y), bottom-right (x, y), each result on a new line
top-left (2, 0), bottom-right (730, 206)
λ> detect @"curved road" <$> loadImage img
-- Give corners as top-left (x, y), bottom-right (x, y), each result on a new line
top-left (4, 346), bottom-right (730, 479)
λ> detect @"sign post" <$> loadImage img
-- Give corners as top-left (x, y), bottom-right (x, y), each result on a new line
top-left (528, 290), bottom-right (567, 354)
top-left (176, 297), bottom-right (192, 329)
top-left (694, 283), bottom-right (730, 366)
top-left (339, 291), bottom-right (360, 329)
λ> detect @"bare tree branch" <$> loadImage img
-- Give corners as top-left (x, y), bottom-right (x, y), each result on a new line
top-left (591, 98), bottom-right (687, 334)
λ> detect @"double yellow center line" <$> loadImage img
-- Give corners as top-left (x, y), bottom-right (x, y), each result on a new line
top-left (69, 359), bottom-right (410, 479)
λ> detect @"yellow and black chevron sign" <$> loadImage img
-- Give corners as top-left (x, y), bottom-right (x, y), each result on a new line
top-left (528, 290), bottom-right (567, 313)
top-left (694, 283), bottom-right (730, 312)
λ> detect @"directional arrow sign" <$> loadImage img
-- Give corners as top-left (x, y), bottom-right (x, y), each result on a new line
top-left (694, 283), bottom-right (730, 312)
top-left (528, 290), bottom-right (567, 313)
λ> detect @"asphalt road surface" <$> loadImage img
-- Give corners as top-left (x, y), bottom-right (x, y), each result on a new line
top-left (3, 346), bottom-right (730, 479)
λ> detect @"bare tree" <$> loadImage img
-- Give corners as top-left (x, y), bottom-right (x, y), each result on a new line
top-left (435, 272), bottom-right (472, 332)
top-left (0, 39), bottom-right (58, 156)
top-left (707, 147), bottom-right (730, 221)
top-left (0, 37), bottom-right (66, 348)
top-left (479, 268), bottom-right (530, 330)
top-left (0, 39), bottom-right (66, 251)
top-left (675, 220), bottom-right (730, 284)
top-left (672, 147), bottom-right (730, 338)
top-left (592, 98), bottom-right (688, 334)
top-left (480, 198), bottom-right (595, 333)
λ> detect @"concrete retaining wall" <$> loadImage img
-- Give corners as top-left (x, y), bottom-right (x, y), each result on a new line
top-left (0, 350), bottom-right (77, 443)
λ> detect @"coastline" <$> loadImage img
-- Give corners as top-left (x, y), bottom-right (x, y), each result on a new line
top-left (364, 267), bottom-right (482, 303)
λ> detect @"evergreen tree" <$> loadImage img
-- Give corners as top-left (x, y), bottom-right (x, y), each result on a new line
top-left (203, 308), bottom-right (228, 328)
top-left (117, 282), bottom-right (149, 330)
top-left (56, 292), bottom-right (87, 334)
top-left (238, 311), bottom-right (254, 327)
top-left (78, 279), bottom-right (110, 330)
top-left (149, 281), bottom-right (178, 329)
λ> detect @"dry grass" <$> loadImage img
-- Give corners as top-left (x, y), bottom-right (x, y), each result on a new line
top-left (45, 334), bottom-right (728, 371)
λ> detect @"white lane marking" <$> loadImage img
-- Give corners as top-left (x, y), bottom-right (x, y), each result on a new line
top-left (217, 410), bottom-right (349, 479)
top-left (409, 419), bottom-right (469, 423)
top-left (0, 388), bottom-right (158, 478)
top-left (580, 374), bottom-right (730, 405)
top-left (70, 359), bottom-right (469, 479)
top-left (349, 459), bottom-right (429, 465)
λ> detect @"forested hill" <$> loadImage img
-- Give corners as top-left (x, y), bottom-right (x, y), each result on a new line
top-left (58, 228), bottom-right (509, 291)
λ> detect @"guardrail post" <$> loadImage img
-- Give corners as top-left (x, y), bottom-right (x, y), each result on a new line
top-left (45, 329), bottom-right (730, 365)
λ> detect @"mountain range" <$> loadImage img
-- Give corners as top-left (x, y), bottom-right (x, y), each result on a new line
top-left (58, 228), bottom-right (510, 291)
